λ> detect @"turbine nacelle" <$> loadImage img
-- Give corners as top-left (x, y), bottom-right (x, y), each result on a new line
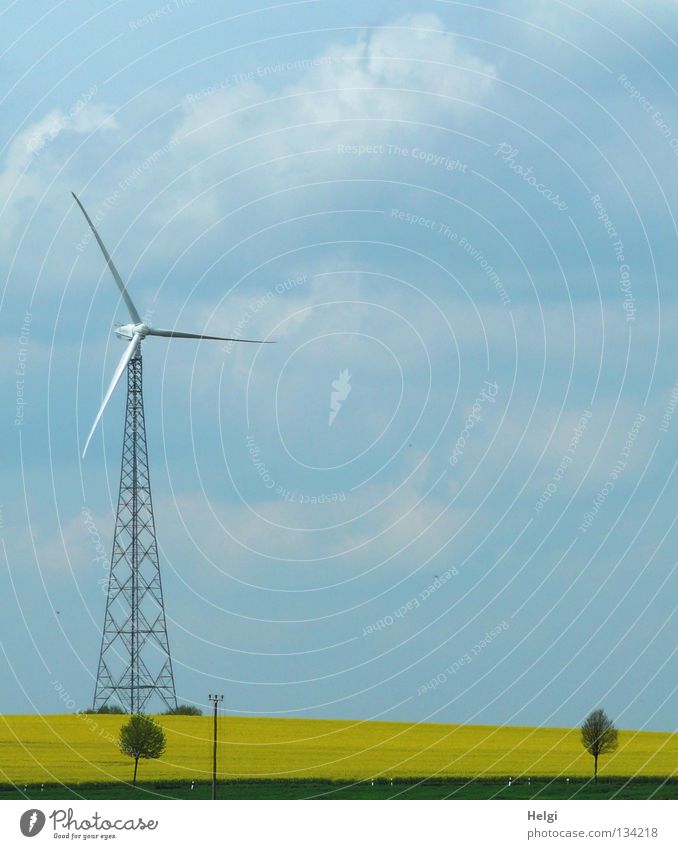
top-left (115, 322), bottom-right (150, 341)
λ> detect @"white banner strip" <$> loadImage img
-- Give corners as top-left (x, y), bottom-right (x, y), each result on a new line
top-left (1, 800), bottom-right (676, 848)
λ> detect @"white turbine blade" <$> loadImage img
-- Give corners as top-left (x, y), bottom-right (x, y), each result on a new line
top-left (146, 328), bottom-right (274, 343)
top-left (71, 192), bottom-right (141, 324)
top-left (82, 333), bottom-right (142, 459)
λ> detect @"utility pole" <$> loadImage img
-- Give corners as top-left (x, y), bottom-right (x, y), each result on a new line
top-left (208, 694), bottom-right (223, 800)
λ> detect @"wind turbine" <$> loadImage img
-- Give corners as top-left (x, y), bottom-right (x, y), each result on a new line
top-left (73, 192), bottom-right (270, 458)
top-left (73, 191), bottom-right (272, 713)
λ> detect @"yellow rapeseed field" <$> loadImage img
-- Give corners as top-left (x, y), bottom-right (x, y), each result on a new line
top-left (0, 714), bottom-right (675, 784)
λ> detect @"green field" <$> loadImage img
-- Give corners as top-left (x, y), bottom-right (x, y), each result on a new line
top-left (2, 777), bottom-right (676, 801)
top-left (0, 714), bottom-right (675, 798)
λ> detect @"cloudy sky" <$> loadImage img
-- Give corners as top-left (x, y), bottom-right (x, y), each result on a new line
top-left (1, 1), bottom-right (676, 733)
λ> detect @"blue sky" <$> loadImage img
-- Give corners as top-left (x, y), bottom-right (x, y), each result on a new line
top-left (0, 1), bottom-right (676, 732)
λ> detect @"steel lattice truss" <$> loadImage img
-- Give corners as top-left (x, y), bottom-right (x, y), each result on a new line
top-left (93, 352), bottom-right (177, 713)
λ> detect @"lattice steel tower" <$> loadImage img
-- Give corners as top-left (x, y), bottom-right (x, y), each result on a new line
top-left (72, 190), bottom-right (270, 713)
top-left (93, 350), bottom-right (177, 713)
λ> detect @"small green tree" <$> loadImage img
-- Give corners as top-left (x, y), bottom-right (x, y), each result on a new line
top-left (79, 705), bottom-right (125, 714)
top-left (119, 714), bottom-right (166, 785)
top-left (163, 704), bottom-right (202, 716)
top-left (581, 708), bottom-right (618, 782)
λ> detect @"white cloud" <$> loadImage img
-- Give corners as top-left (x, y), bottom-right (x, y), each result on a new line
top-left (177, 13), bottom-right (495, 142)
top-left (0, 103), bottom-right (117, 249)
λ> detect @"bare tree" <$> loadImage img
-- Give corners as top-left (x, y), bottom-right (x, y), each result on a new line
top-left (119, 714), bottom-right (166, 786)
top-left (580, 708), bottom-right (618, 782)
